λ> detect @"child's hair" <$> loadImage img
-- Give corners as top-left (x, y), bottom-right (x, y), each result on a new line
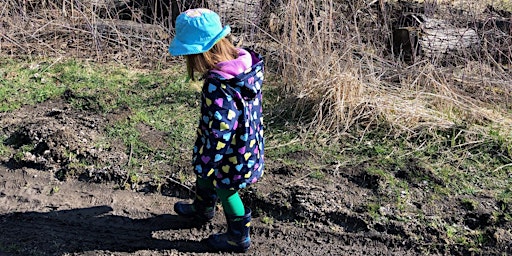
top-left (186, 37), bottom-right (238, 80)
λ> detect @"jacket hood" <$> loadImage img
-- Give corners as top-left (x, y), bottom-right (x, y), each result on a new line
top-left (211, 48), bottom-right (264, 100)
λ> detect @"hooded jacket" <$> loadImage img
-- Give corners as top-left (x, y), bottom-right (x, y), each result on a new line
top-left (192, 48), bottom-right (264, 190)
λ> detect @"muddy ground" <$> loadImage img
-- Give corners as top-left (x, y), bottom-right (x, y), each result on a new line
top-left (1, 99), bottom-right (511, 256)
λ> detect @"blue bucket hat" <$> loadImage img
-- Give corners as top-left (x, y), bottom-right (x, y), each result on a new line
top-left (169, 9), bottom-right (231, 56)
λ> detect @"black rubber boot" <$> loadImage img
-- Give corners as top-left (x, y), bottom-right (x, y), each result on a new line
top-left (205, 208), bottom-right (251, 253)
top-left (174, 186), bottom-right (217, 222)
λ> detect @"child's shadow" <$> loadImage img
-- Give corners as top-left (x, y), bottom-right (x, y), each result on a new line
top-left (0, 205), bottom-right (210, 255)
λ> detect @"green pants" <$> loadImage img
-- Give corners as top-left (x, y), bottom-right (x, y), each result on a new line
top-left (197, 177), bottom-right (245, 216)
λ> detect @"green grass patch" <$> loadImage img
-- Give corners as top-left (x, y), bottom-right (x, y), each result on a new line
top-left (1, 57), bottom-right (199, 184)
top-left (1, 59), bottom-right (63, 111)
top-left (354, 123), bottom-right (512, 196)
top-left (0, 135), bottom-right (11, 158)
top-left (103, 75), bottom-right (199, 174)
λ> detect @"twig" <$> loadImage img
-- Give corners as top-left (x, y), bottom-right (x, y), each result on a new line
top-left (127, 142), bottom-right (133, 167)
top-left (40, 56), bottom-right (63, 73)
top-left (289, 170), bottom-right (316, 185)
top-left (1, 34), bottom-right (26, 51)
top-left (31, 19), bottom-right (55, 37)
top-left (165, 176), bottom-right (194, 193)
top-left (121, 142), bottom-right (134, 188)
top-left (451, 139), bottom-right (486, 148)
top-left (266, 138), bottom-right (300, 150)
top-left (492, 163), bottom-right (512, 173)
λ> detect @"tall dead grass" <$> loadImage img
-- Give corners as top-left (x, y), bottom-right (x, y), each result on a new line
top-left (269, 0), bottom-right (512, 137)
top-left (269, 0), bottom-right (373, 134)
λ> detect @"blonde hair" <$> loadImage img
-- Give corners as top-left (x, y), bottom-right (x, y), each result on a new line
top-left (186, 37), bottom-right (238, 80)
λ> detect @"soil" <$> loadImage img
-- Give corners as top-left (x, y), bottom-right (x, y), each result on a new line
top-left (1, 98), bottom-right (511, 256)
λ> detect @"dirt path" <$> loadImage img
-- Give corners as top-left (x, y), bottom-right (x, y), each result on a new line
top-left (0, 165), bottom-right (413, 256)
top-left (1, 99), bottom-right (510, 256)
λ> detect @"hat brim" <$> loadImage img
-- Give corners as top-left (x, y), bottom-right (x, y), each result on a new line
top-left (169, 25), bottom-right (231, 56)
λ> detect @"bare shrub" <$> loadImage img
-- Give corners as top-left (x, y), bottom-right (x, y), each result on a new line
top-left (0, 0), bottom-right (213, 65)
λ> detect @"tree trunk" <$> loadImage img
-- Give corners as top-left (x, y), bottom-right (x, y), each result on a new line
top-left (392, 13), bottom-right (479, 62)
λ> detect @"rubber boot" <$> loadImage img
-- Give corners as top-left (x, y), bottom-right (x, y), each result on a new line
top-left (206, 208), bottom-right (251, 253)
top-left (174, 186), bottom-right (217, 222)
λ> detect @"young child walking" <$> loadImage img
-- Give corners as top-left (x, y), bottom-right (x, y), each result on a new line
top-left (168, 8), bottom-right (264, 253)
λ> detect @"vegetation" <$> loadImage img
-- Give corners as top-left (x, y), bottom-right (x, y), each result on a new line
top-left (1, 0), bottom-right (511, 253)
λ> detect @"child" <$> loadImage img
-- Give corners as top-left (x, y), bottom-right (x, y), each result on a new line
top-left (168, 8), bottom-right (264, 253)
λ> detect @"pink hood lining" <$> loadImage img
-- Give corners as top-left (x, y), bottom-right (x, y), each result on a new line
top-left (211, 48), bottom-right (252, 79)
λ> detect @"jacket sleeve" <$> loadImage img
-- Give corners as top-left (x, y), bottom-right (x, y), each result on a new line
top-left (194, 79), bottom-right (240, 175)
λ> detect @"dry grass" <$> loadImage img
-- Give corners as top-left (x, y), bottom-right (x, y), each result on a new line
top-left (267, 0), bottom-right (512, 138)
top-left (1, 0), bottom-right (511, 139)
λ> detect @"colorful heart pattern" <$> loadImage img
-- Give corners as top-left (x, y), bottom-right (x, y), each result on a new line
top-left (191, 49), bottom-right (265, 190)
